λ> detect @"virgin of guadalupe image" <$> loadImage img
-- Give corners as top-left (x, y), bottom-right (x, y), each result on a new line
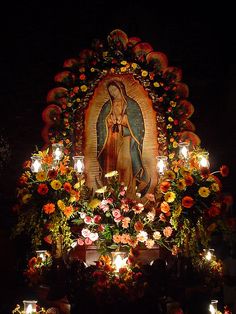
top-left (96, 79), bottom-right (150, 197)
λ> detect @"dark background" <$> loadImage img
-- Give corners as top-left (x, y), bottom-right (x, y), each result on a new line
top-left (0, 0), bottom-right (236, 311)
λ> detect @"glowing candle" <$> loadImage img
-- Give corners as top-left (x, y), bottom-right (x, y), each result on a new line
top-left (209, 300), bottom-right (218, 314)
top-left (111, 252), bottom-right (128, 272)
top-left (30, 156), bottom-right (42, 173)
top-left (198, 152), bottom-right (210, 169)
top-left (179, 142), bottom-right (190, 160)
top-left (156, 156), bottom-right (168, 176)
top-left (23, 300), bottom-right (37, 313)
top-left (36, 250), bottom-right (47, 262)
top-left (52, 143), bottom-right (64, 161)
top-left (73, 156), bottom-right (85, 174)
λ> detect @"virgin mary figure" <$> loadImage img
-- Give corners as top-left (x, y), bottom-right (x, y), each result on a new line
top-left (96, 79), bottom-right (150, 197)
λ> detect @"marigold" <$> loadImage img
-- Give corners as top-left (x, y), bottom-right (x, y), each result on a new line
top-left (43, 203), bottom-right (55, 214)
top-left (63, 206), bottom-right (73, 218)
top-left (164, 191), bottom-right (176, 203)
top-left (160, 181), bottom-right (171, 193)
top-left (177, 179), bottom-right (186, 190)
top-left (185, 175), bottom-right (194, 186)
top-left (182, 196), bottom-right (195, 208)
top-left (36, 171), bottom-right (47, 182)
top-left (163, 226), bottom-right (173, 238)
top-left (37, 183), bottom-right (49, 195)
top-left (51, 180), bottom-right (62, 190)
top-left (57, 200), bottom-right (65, 210)
top-left (164, 170), bottom-right (176, 181)
top-left (198, 186), bottom-right (210, 198)
top-left (160, 201), bottom-right (170, 213)
top-left (63, 182), bottom-right (72, 192)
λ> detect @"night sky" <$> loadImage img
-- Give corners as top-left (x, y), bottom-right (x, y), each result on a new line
top-left (1, 2), bottom-right (236, 202)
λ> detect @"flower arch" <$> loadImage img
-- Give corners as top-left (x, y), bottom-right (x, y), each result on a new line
top-left (41, 29), bottom-right (200, 162)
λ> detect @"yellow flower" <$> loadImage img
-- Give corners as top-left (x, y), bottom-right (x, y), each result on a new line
top-left (141, 70), bottom-right (148, 77)
top-left (164, 170), bottom-right (176, 181)
top-left (80, 85), bottom-right (88, 92)
top-left (131, 63), bottom-right (137, 69)
top-left (120, 67), bottom-right (127, 72)
top-left (57, 200), bottom-right (65, 210)
top-left (51, 180), bottom-right (62, 190)
top-left (166, 124), bottom-right (172, 129)
top-left (103, 51), bottom-right (108, 58)
top-left (168, 117), bottom-right (174, 122)
top-left (177, 179), bottom-right (186, 190)
top-left (105, 170), bottom-right (119, 178)
top-left (67, 102), bottom-right (73, 107)
top-left (169, 153), bottom-right (175, 160)
top-left (22, 194), bottom-right (32, 204)
top-left (211, 183), bottom-right (220, 192)
top-left (173, 205), bottom-right (182, 217)
top-left (198, 186), bottom-right (210, 198)
top-left (95, 186), bottom-right (107, 194)
top-left (90, 67), bottom-right (95, 72)
top-left (89, 198), bottom-right (101, 209)
top-left (153, 82), bottom-right (160, 87)
top-left (173, 141), bottom-right (178, 148)
top-left (170, 101), bottom-right (176, 107)
top-left (164, 191), bottom-right (176, 203)
top-left (121, 60), bottom-right (127, 65)
top-left (76, 98), bottom-right (81, 102)
top-left (36, 171), bottom-right (47, 182)
top-left (74, 179), bottom-right (85, 189)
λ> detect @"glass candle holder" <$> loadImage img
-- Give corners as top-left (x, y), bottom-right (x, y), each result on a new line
top-left (36, 250), bottom-right (47, 262)
top-left (198, 152), bottom-right (210, 169)
top-left (52, 143), bottom-right (64, 161)
top-left (178, 141), bottom-right (190, 161)
top-left (23, 300), bottom-right (37, 313)
top-left (30, 156), bottom-right (42, 173)
top-left (73, 155), bottom-right (85, 174)
top-left (111, 251), bottom-right (128, 272)
top-left (156, 156), bottom-right (168, 176)
top-left (209, 299), bottom-right (218, 313)
top-left (203, 248), bottom-right (215, 261)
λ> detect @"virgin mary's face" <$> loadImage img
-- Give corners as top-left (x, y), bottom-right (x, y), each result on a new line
top-left (108, 84), bottom-right (121, 99)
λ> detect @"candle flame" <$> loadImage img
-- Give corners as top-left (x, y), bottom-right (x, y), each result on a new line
top-left (181, 146), bottom-right (188, 159)
top-left (157, 159), bottom-right (165, 174)
top-left (76, 159), bottom-right (84, 173)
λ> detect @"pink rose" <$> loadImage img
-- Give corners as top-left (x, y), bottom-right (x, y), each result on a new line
top-left (84, 216), bottom-right (92, 224)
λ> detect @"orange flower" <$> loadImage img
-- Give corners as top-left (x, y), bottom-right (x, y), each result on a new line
top-left (160, 181), bottom-right (171, 193)
top-left (134, 221), bottom-right (144, 232)
top-left (160, 201), bottom-right (170, 213)
top-left (43, 203), bottom-right (55, 214)
top-left (64, 182), bottom-right (72, 192)
top-left (182, 196), bottom-right (194, 208)
top-left (163, 226), bottom-right (173, 238)
top-left (185, 175), bottom-right (194, 186)
top-left (63, 206), bottom-right (73, 218)
top-left (37, 183), bottom-right (49, 195)
top-left (220, 165), bottom-right (229, 177)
